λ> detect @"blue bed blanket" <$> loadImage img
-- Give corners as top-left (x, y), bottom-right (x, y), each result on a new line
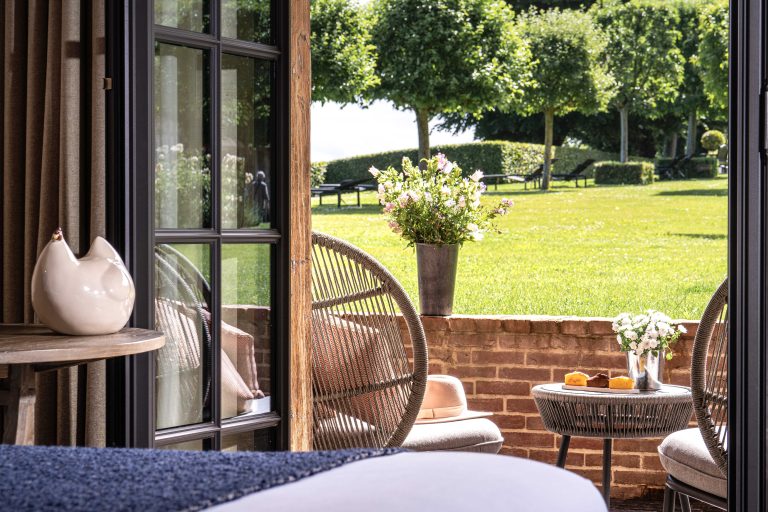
top-left (0, 444), bottom-right (401, 511)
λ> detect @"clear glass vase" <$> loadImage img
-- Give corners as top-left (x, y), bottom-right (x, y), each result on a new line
top-left (626, 350), bottom-right (665, 390)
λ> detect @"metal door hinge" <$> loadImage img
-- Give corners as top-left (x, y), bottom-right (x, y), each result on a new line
top-left (103, 77), bottom-right (113, 90)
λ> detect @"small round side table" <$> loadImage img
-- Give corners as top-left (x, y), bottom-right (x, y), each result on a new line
top-left (532, 383), bottom-right (692, 508)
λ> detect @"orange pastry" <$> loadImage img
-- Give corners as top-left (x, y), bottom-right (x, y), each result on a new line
top-left (564, 371), bottom-right (589, 386)
top-left (609, 376), bottom-right (635, 390)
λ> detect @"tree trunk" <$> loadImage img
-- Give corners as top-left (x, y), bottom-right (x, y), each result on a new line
top-left (619, 105), bottom-right (629, 163)
top-left (686, 110), bottom-right (697, 157)
top-left (668, 132), bottom-right (678, 158)
top-left (416, 109), bottom-right (431, 167)
top-left (542, 109), bottom-right (555, 191)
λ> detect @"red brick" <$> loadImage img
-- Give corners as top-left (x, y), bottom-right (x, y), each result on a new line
top-left (641, 455), bottom-right (665, 471)
top-left (476, 380), bottom-right (530, 396)
top-left (560, 319), bottom-right (590, 336)
top-left (499, 447), bottom-right (528, 458)
top-left (420, 315), bottom-right (449, 332)
top-left (448, 333), bottom-right (497, 347)
top-left (462, 381), bottom-right (475, 396)
top-left (588, 320), bottom-right (615, 335)
top-left (428, 363), bottom-right (445, 375)
top-left (525, 351), bottom-right (578, 367)
top-left (467, 398), bottom-right (504, 412)
top-left (525, 416), bottom-right (545, 431)
top-left (499, 333), bottom-right (552, 350)
top-left (613, 469), bottom-right (666, 486)
top-left (501, 318), bottom-right (531, 333)
top-left (448, 317), bottom-right (477, 332)
top-left (505, 431), bottom-right (555, 449)
top-left (614, 438), bottom-right (665, 452)
top-left (472, 351), bottom-right (524, 365)
top-left (529, 449), bottom-right (584, 467)
top-left (569, 437), bottom-right (605, 450)
top-left (585, 453), bottom-right (640, 468)
top-left (494, 414), bottom-right (526, 429)
top-left (498, 367), bottom-right (551, 382)
top-left (570, 468), bottom-right (605, 482)
top-left (475, 318), bottom-right (503, 333)
top-left (447, 365), bottom-right (496, 379)
top-left (505, 398), bottom-right (539, 414)
top-left (583, 353), bottom-right (628, 369)
top-left (530, 320), bottom-right (561, 334)
top-left (454, 350), bottom-right (471, 364)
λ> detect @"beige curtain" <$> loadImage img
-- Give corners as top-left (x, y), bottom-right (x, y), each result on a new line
top-left (1, 0), bottom-right (107, 446)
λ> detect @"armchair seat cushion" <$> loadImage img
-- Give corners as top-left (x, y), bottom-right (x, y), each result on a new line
top-left (403, 418), bottom-right (503, 454)
top-left (658, 428), bottom-right (727, 498)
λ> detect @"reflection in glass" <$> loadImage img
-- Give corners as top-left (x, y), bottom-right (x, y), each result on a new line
top-left (221, 55), bottom-right (273, 229)
top-left (154, 244), bottom-right (211, 430)
top-left (154, 43), bottom-right (211, 229)
top-left (222, 429), bottom-right (275, 452)
top-left (155, 0), bottom-right (210, 33)
top-left (158, 439), bottom-right (206, 451)
top-left (222, 0), bottom-right (271, 43)
top-left (221, 244), bottom-right (271, 419)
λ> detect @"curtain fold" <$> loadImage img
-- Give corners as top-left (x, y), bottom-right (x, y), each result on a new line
top-left (1, 0), bottom-right (107, 447)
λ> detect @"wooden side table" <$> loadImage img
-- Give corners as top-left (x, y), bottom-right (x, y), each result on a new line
top-left (532, 383), bottom-right (693, 508)
top-left (0, 324), bottom-right (165, 445)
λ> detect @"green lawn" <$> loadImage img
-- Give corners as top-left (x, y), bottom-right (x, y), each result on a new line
top-left (311, 177), bottom-right (728, 320)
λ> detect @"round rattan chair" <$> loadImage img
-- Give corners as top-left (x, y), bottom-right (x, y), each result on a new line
top-left (311, 232), bottom-right (428, 449)
top-left (659, 278), bottom-right (728, 511)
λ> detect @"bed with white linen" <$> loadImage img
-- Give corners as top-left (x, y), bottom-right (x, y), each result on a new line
top-left (212, 452), bottom-right (607, 512)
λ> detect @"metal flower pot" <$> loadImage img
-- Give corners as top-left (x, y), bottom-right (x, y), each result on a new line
top-left (626, 350), bottom-right (665, 390)
top-left (416, 243), bottom-right (459, 316)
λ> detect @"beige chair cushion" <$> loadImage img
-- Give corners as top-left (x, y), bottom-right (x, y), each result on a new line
top-left (658, 428), bottom-right (727, 498)
top-left (220, 320), bottom-right (263, 397)
top-left (403, 418), bottom-right (504, 454)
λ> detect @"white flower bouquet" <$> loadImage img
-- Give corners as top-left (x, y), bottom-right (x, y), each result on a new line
top-left (612, 310), bottom-right (687, 361)
top-left (369, 154), bottom-right (513, 246)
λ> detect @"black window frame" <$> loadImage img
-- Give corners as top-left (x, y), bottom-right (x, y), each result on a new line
top-left (106, 0), bottom-right (290, 451)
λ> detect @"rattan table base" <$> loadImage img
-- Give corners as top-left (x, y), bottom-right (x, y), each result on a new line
top-left (532, 383), bottom-right (693, 507)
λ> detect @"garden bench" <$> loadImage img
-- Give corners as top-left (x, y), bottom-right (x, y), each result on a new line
top-left (311, 177), bottom-right (374, 208)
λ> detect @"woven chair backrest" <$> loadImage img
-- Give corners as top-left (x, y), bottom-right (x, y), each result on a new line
top-left (691, 278), bottom-right (728, 476)
top-left (154, 247), bottom-right (212, 426)
top-left (310, 232), bottom-right (428, 449)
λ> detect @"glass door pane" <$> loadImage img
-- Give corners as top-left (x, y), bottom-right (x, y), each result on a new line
top-left (154, 43), bottom-right (212, 229)
top-left (221, 244), bottom-right (272, 419)
top-left (155, 0), bottom-right (210, 33)
top-left (221, 54), bottom-right (273, 229)
top-left (154, 244), bottom-right (212, 429)
top-left (222, 0), bottom-right (271, 43)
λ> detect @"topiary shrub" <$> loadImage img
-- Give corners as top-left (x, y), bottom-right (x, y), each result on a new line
top-left (700, 130), bottom-right (726, 152)
top-left (323, 141), bottom-right (616, 183)
top-left (594, 161), bottom-right (655, 185)
top-left (310, 162), bottom-right (327, 187)
top-left (685, 157), bottom-right (718, 178)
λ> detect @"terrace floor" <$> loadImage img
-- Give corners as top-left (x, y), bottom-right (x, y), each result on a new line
top-left (613, 491), bottom-right (720, 511)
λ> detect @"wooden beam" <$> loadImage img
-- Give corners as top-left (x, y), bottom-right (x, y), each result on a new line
top-left (288, 0), bottom-right (312, 451)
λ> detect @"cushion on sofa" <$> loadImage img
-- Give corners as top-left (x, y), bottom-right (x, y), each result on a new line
top-left (403, 418), bottom-right (504, 454)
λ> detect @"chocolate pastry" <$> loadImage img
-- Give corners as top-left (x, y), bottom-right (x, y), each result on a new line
top-left (586, 372), bottom-right (610, 388)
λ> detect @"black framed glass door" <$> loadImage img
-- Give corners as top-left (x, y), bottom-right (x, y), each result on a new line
top-left (109, 0), bottom-right (289, 451)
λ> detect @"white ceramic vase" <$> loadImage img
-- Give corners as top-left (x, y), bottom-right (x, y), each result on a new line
top-left (31, 229), bottom-right (135, 335)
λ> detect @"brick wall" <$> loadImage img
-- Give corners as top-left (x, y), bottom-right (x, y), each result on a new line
top-left (222, 305), bottom-right (272, 393)
top-left (414, 314), bottom-right (698, 500)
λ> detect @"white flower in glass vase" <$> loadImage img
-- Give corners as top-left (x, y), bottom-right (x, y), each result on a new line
top-left (612, 309), bottom-right (685, 361)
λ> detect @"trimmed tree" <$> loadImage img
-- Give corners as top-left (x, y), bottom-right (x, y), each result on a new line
top-left (516, 8), bottom-right (614, 190)
top-left (592, 0), bottom-right (685, 162)
top-left (311, 0), bottom-right (379, 104)
top-left (698, 0), bottom-right (728, 114)
top-left (370, 0), bottom-right (531, 162)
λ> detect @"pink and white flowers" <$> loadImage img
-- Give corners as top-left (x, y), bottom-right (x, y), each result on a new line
top-left (369, 154), bottom-right (513, 246)
top-left (612, 310), bottom-right (687, 360)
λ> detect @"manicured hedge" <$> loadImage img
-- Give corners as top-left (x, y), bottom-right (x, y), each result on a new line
top-left (655, 156), bottom-right (718, 179)
top-left (594, 161), bottom-right (655, 185)
top-left (321, 141), bottom-right (616, 184)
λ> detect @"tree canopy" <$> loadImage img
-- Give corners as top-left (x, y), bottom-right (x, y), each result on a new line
top-left (591, 0), bottom-right (685, 161)
top-left (310, 0), bottom-right (379, 104)
top-left (370, 0), bottom-right (531, 161)
top-left (516, 8), bottom-right (614, 188)
top-left (698, 0), bottom-right (729, 114)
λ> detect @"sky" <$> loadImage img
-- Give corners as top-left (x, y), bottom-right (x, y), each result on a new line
top-left (310, 101), bottom-right (476, 162)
